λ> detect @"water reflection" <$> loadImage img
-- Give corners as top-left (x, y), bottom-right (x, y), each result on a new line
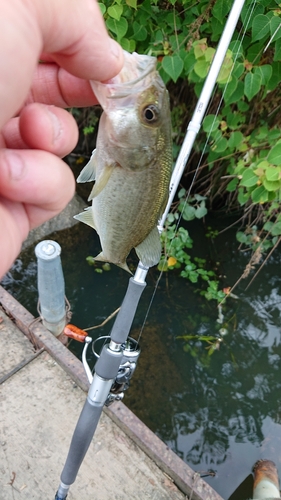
top-left (2, 219), bottom-right (281, 499)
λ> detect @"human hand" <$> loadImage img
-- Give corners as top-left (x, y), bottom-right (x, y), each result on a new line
top-left (0, 0), bottom-right (123, 278)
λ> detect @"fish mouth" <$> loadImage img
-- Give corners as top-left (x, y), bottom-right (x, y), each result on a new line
top-left (91, 51), bottom-right (163, 102)
top-left (107, 67), bottom-right (156, 99)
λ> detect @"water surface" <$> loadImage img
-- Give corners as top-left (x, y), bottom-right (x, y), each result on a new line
top-left (2, 216), bottom-right (281, 499)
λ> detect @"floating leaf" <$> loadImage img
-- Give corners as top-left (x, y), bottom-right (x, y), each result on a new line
top-left (162, 55), bottom-right (184, 83)
top-left (244, 72), bottom-right (262, 100)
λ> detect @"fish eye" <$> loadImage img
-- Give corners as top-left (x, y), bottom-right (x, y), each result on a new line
top-left (142, 104), bottom-right (159, 124)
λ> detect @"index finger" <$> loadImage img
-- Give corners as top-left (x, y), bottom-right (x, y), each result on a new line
top-left (0, 0), bottom-right (123, 129)
top-left (26, 63), bottom-right (100, 108)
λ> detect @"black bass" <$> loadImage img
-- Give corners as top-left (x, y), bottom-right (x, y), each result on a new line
top-left (74, 51), bottom-right (172, 272)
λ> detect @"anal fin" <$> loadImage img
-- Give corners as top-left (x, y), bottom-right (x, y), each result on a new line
top-left (135, 226), bottom-right (161, 268)
top-left (94, 252), bottom-right (132, 274)
top-left (74, 207), bottom-right (96, 230)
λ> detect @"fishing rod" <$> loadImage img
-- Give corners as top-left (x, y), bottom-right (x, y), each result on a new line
top-left (55, 0), bottom-right (246, 497)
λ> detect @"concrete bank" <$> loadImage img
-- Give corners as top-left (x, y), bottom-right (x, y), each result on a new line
top-left (0, 286), bottom-right (223, 500)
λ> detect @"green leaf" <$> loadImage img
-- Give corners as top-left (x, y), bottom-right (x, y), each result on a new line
top-left (226, 177), bottom-right (239, 192)
top-left (268, 62), bottom-right (281, 90)
top-left (212, 0), bottom-right (232, 24)
top-left (254, 65), bottom-right (272, 86)
top-left (222, 75), bottom-right (238, 101)
top-left (240, 169), bottom-right (259, 187)
top-left (178, 188), bottom-right (186, 199)
top-left (133, 21), bottom-right (147, 41)
top-left (193, 39), bottom-right (208, 59)
top-left (194, 60), bottom-right (210, 79)
top-left (236, 231), bottom-right (248, 244)
top-left (107, 4), bottom-right (123, 21)
top-left (252, 14), bottom-right (271, 42)
top-left (263, 221), bottom-right (274, 232)
top-left (126, 0), bottom-right (137, 9)
top-left (228, 131), bottom-right (244, 150)
top-left (195, 205), bottom-right (208, 218)
top-left (162, 55), bottom-right (184, 83)
top-left (244, 72), bottom-right (262, 101)
top-left (98, 2), bottom-right (106, 15)
top-left (120, 38), bottom-right (136, 52)
top-left (263, 179), bottom-right (281, 191)
top-left (106, 17), bottom-right (128, 40)
top-left (271, 222), bottom-right (281, 236)
top-left (251, 185), bottom-right (269, 203)
top-left (213, 137), bottom-right (228, 153)
top-left (265, 166), bottom-right (281, 181)
top-left (182, 205), bottom-right (196, 221)
top-left (274, 38), bottom-right (281, 62)
top-left (270, 16), bottom-right (281, 42)
top-left (203, 115), bottom-right (220, 133)
top-left (226, 81), bottom-right (244, 105)
top-left (268, 142), bottom-right (281, 165)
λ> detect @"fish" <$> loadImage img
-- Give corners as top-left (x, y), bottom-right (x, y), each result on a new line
top-left (74, 51), bottom-right (172, 273)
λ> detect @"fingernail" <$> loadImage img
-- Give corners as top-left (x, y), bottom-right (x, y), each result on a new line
top-left (5, 151), bottom-right (25, 180)
top-left (46, 106), bottom-right (62, 144)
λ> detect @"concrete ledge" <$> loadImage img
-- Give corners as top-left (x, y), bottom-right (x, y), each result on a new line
top-left (0, 285), bottom-right (223, 500)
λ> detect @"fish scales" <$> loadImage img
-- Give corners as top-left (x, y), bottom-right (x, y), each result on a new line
top-left (75, 51), bottom-right (172, 272)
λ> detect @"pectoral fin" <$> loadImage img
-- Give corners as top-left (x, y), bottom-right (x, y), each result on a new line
top-left (135, 226), bottom-right (161, 268)
top-left (88, 164), bottom-right (115, 200)
top-left (77, 150), bottom-right (96, 183)
top-left (73, 207), bottom-right (96, 230)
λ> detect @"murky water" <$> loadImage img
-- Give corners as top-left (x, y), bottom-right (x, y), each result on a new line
top-left (2, 216), bottom-right (281, 500)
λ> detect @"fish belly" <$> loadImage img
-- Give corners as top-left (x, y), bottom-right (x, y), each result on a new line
top-left (92, 166), bottom-right (164, 266)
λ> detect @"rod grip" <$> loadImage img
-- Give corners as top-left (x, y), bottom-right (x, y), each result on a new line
top-left (60, 399), bottom-right (103, 486)
top-left (110, 277), bottom-right (146, 344)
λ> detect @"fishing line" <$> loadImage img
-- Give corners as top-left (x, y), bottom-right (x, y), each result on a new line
top-left (137, 0), bottom-right (258, 344)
